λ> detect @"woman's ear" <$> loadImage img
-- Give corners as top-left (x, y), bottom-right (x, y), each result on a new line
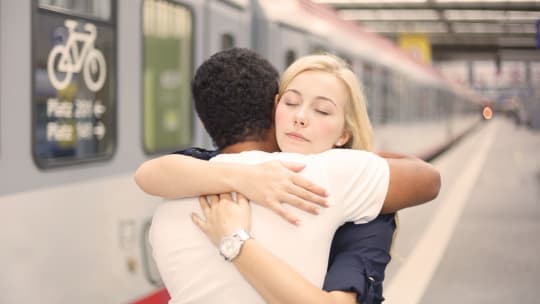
top-left (335, 130), bottom-right (351, 147)
top-left (274, 94), bottom-right (280, 106)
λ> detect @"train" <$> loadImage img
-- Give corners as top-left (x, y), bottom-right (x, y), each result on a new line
top-left (0, 0), bottom-right (483, 303)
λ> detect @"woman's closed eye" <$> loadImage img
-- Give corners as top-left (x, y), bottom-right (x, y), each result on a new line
top-left (284, 100), bottom-right (300, 106)
top-left (315, 110), bottom-right (330, 116)
top-left (315, 109), bottom-right (330, 115)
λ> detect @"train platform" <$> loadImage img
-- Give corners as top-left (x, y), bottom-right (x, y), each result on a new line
top-left (384, 117), bottom-right (540, 304)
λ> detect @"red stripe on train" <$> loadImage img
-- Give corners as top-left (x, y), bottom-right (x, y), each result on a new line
top-left (130, 288), bottom-right (170, 304)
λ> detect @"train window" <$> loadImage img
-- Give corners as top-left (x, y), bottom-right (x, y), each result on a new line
top-left (285, 50), bottom-right (297, 67)
top-left (337, 53), bottom-right (352, 67)
top-left (362, 63), bottom-right (375, 122)
top-left (143, 0), bottom-right (193, 154)
top-left (380, 69), bottom-right (391, 125)
top-left (311, 46), bottom-right (328, 54)
top-left (32, 1), bottom-right (117, 168)
top-left (38, 0), bottom-right (112, 21)
top-left (221, 33), bottom-right (236, 50)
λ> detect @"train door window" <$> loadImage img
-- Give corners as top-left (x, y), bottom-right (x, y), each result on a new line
top-left (38, 0), bottom-right (111, 20)
top-left (221, 33), bottom-right (235, 50)
top-left (285, 50), bottom-right (297, 67)
top-left (311, 45), bottom-right (328, 54)
top-left (337, 53), bottom-right (352, 67)
top-left (380, 69), bottom-right (391, 125)
top-left (32, 0), bottom-right (117, 168)
top-left (142, 0), bottom-right (193, 154)
top-left (362, 63), bottom-right (375, 122)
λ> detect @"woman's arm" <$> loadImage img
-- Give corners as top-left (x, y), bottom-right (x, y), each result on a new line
top-left (191, 194), bottom-right (356, 304)
top-left (233, 240), bottom-right (356, 304)
top-left (377, 151), bottom-right (441, 213)
top-left (134, 154), bottom-right (328, 224)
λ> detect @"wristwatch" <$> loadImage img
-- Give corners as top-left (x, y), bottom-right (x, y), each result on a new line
top-left (219, 229), bottom-right (252, 262)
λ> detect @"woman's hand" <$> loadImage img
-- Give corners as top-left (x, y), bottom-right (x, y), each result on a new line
top-left (192, 193), bottom-right (251, 247)
top-left (233, 161), bottom-right (328, 225)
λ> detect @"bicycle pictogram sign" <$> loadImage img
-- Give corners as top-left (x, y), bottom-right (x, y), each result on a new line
top-left (47, 20), bottom-right (107, 92)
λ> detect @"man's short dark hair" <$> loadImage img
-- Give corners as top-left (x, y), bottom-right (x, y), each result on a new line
top-left (192, 48), bottom-right (279, 149)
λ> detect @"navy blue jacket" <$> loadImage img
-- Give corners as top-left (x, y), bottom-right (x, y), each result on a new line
top-left (175, 148), bottom-right (396, 303)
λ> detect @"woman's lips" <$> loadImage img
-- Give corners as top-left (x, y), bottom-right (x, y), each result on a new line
top-left (286, 132), bottom-right (309, 142)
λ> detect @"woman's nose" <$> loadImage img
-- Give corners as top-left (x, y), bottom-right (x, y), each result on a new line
top-left (294, 109), bottom-right (308, 127)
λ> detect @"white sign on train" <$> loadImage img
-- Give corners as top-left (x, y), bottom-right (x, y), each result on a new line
top-left (47, 19), bottom-right (107, 92)
top-left (46, 97), bottom-right (107, 142)
top-left (47, 98), bottom-right (107, 119)
top-left (46, 121), bottom-right (106, 142)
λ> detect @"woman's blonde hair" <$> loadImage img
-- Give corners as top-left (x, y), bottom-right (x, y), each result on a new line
top-left (278, 53), bottom-right (373, 151)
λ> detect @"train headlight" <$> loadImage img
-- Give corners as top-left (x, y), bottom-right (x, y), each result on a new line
top-left (482, 106), bottom-right (493, 120)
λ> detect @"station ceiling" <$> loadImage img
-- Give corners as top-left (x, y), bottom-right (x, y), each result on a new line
top-left (313, 0), bottom-right (540, 59)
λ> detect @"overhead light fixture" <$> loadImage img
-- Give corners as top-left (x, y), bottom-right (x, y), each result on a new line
top-left (340, 9), bottom-right (439, 21)
top-left (444, 10), bottom-right (506, 21)
top-left (361, 21), bottom-right (448, 33)
top-left (453, 22), bottom-right (505, 33)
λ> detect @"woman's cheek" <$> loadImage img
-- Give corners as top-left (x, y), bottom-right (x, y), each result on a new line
top-left (274, 107), bottom-right (288, 131)
top-left (318, 120), bottom-right (340, 138)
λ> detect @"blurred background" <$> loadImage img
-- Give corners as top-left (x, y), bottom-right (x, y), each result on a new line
top-left (0, 0), bottom-right (538, 303)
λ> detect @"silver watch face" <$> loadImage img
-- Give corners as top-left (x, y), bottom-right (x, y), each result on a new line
top-left (220, 237), bottom-right (240, 260)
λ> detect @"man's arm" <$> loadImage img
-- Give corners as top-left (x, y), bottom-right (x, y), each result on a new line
top-left (378, 152), bottom-right (441, 213)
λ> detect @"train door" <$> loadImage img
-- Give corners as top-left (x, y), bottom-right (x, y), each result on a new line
top-left (273, 25), bottom-right (309, 72)
top-left (368, 64), bottom-right (387, 126)
top-left (141, 0), bottom-right (202, 155)
top-left (139, 0), bottom-right (204, 302)
top-left (206, 0), bottom-right (251, 56)
top-left (194, 0), bottom-right (251, 149)
top-left (309, 34), bottom-right (332, 55)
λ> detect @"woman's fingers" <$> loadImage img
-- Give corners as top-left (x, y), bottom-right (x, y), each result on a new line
top-left (290, 174), bottom-right (328, 206)
top-left (208, 194), bottom-right (220, 205)
top-left (218, 193), bottom-right (234, 202)
top-left (269, 202), bottom-right (300, 226)
top-left (191, 212), bottom-right (206, 232)
top-left (280, 192), bottom-right (320, 215)
top-left (279, 161), bottom-right (306, 173)
top-left (236, 193), bottom-right (249, 207)
top-left (287, 183), bottom-right (328, 208)
top-left (199, 196), bottom-right (210, 211)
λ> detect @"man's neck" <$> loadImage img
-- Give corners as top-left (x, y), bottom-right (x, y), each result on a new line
top-left (221, 140), bottom-right (278, 154)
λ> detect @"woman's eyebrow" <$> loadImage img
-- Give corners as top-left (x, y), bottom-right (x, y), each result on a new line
top-left (283, 88), bottom-right (301, 96)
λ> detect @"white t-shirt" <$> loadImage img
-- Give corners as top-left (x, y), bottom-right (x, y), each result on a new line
top-left (149, 149), bottom-right (389, 304)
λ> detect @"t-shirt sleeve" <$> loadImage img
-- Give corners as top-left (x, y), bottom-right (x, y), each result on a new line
top-left (323, 149), bottom-right (390, 224)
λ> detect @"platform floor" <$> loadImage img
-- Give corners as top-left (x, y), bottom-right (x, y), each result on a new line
top-left (384, 117), bottom-right (540, 304)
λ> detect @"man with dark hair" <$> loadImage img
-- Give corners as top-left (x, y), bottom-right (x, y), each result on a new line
top-left (191, 48), bottom-right (279, 150)
top-left (136, 48), bottom-right (439, 304)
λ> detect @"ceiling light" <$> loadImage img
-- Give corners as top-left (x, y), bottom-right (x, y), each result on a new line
top-left (340, 9), bottom-right (439, 21)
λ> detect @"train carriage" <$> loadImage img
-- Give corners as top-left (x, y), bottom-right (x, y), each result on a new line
top-left (0, 0), bottom-right (482, 303)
